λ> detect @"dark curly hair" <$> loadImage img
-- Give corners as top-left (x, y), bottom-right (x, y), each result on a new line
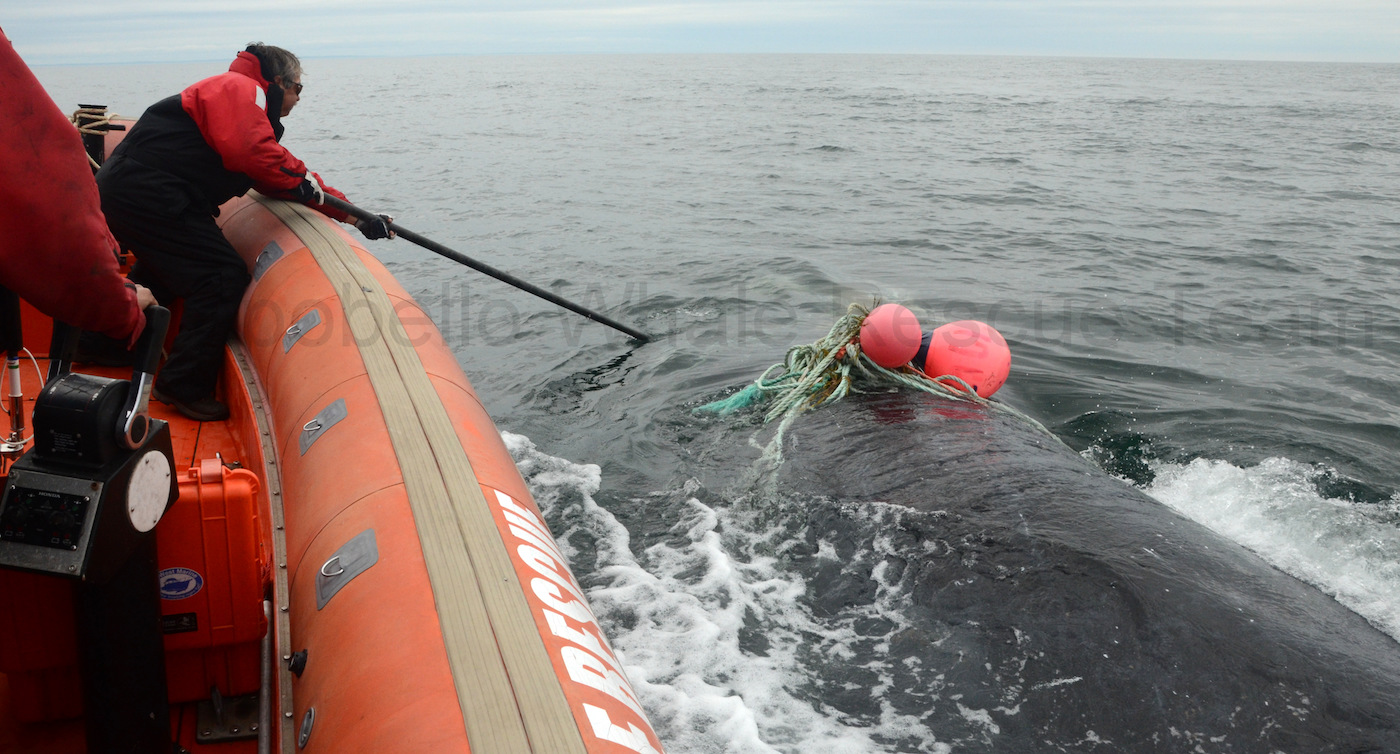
top-left (244, 42), bottom-right (301, 85)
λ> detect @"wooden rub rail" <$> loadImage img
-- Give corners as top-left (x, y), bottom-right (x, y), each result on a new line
top-left (258, 197), bottom-right (587, 754)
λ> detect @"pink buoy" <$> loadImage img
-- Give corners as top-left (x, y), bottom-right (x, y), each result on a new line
top-left (859, 304), bottom-right (922, 368)
top-left (923, 320), bottom-right (1011, 398)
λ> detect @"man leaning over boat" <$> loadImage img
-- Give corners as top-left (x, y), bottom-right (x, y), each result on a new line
top-left (95, 42), bottom-right (393, 422)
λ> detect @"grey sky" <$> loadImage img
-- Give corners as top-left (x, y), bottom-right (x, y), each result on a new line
top-left (6, 1), bottom-right (1399, 66)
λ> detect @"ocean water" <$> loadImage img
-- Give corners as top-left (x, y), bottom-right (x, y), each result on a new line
top-left (35, 54), bottom-right (1400, 751)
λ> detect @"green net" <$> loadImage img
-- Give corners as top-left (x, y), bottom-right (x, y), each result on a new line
top-left (695, 302), bottom-right (1057, 461)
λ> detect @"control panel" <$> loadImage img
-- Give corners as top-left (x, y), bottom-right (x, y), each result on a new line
top-left (0, 470), bottom-right (106, 576)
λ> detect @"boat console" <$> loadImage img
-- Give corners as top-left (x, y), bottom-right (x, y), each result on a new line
top-left (0, 297), bottom-right (176, 753)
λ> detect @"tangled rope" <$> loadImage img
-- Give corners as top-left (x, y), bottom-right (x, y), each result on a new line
top-left (695, 302), bottom-right (1058, 462)
top-left (69, 106), bottom-right (121, 171)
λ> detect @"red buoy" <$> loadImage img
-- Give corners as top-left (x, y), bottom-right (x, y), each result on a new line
top-left (923, 320), bottom-right (1011, 398)
top-left (859, 304), bottom-right (922, 368)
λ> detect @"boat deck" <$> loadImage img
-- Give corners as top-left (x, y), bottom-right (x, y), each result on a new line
top-left (0, 348), bottom-right (261, 754)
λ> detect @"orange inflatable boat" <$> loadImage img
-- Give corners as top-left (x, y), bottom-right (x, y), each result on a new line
top-left (0, 120), bottom-right (663, 754)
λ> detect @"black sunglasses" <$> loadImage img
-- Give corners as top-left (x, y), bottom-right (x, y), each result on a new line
top-left (284, 80), bottom-right (303, 95)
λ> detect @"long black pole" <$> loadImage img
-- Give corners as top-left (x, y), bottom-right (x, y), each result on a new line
top-left (318, 195), bottom-right (651, 343)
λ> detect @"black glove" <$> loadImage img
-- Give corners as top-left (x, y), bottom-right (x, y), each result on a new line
top-left (355, 213), bottom-right (395, 240)
top-left (291, 178), bottom-right (325, 205)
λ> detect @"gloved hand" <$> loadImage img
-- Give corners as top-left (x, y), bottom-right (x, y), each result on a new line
top-left (355, 213), bottom-right (395, 240)
top-left (291, 177), bottom-right (325, 205)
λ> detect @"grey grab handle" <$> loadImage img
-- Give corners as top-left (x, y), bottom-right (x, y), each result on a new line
top-left (118, 305), bottom-right (170, 450)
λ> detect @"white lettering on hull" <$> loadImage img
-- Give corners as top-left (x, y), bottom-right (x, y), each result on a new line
top-left (545, 608), bottom-right (624, 678)
top-left (561, 646), bottom-right (645, 720)
top-left (585, 704), bottom-right (662, 754)
top-left (490, 489), bottom-right (663, 752)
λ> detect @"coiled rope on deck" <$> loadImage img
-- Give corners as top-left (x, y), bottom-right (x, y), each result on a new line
top-left (695, 302), bottom-right (1058, 461)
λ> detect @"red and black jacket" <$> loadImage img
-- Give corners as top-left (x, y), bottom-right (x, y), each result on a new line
top-left (98, 51), bottom-right (349, 221)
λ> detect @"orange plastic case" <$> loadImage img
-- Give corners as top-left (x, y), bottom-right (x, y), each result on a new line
top-left (159, 459), bottom-right (266, 703)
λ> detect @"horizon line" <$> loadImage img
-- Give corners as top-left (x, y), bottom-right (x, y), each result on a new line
top-left (32, 50), bottom-right (1400, 69)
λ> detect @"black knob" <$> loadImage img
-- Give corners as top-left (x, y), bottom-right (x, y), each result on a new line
top-left (288, 649), bottom-right (308, 677)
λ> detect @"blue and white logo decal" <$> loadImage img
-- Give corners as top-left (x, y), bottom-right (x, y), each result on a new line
top-left (159, 567), bottom-right (204, 600)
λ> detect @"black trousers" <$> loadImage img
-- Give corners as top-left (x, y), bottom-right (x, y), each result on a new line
top-left (101, 202), bottom-right (250, 402)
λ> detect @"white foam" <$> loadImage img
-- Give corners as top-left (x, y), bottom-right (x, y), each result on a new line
top-left (955, 703), bottom-right (1000, 735)
top-left (1142, 456), bottom-right (1400, 642)
top-left (502, 432), bottom-right (954, 754)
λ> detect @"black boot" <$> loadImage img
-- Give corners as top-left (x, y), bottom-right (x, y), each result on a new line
top-left (152, 387), bottom-right (228, 422)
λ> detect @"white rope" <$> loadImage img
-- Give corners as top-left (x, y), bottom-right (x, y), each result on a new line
top-left (69, 106), bottom-right (122, 170)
